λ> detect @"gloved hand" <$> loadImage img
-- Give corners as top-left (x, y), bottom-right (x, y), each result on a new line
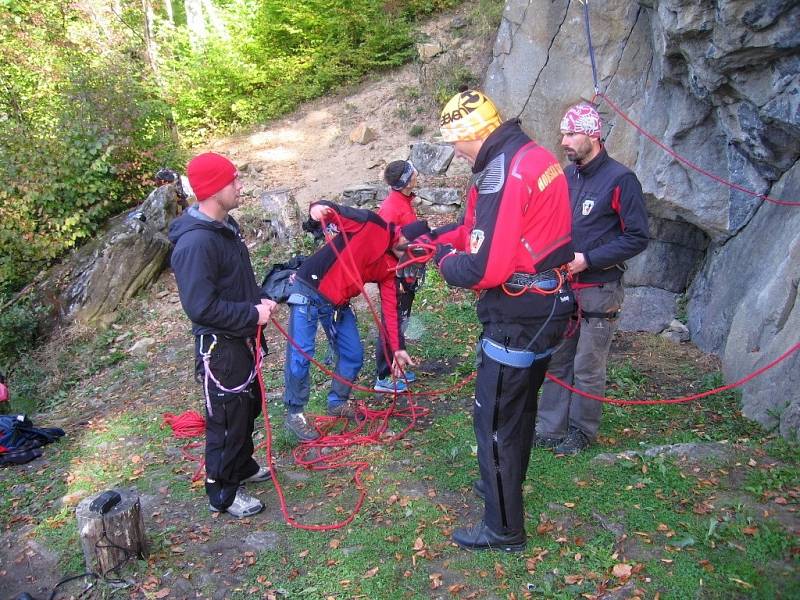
top-left (434, 244), bottom-right (456, 267)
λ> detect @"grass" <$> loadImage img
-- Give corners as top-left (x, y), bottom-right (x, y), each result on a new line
top-left (1, 269), bottom-right (798, 599)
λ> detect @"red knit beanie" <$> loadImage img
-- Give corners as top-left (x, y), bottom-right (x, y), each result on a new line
top-left (187, 152), bottom-right (238, 201)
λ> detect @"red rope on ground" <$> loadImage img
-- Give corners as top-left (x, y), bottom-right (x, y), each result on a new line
top-left (255, 324), bottom-right (432, 530)
top-left (594, 92), bottom-right (800, 207)
top-left (546, 341), bottom-right (800, 405)
top-left (162, 411), bottom-right (206, 481)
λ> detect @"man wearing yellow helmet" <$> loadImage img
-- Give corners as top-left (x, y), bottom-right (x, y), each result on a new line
top-left (429, 89), bottom-right (575, 551)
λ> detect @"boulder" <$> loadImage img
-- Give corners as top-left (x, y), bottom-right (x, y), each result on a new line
top-left (340, 184), bottom-right (388, 210)
top-left (409, 142), bottom-right (455, 175)
top-left (618, 286), bottom-right (678, 333)
top-left (415, 187), bottom-right (462, 215)
top-left (417, 42), bottom-right (443, 62)
top-left (349, 123), bottom-right (376, 145)
top-left (258, 189), bottom-right (303, 242)
top-left (36, 184), bottom-right (178, 326)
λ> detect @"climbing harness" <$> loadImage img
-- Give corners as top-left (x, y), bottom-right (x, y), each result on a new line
top-left (198, 334), bottom-right (258, 416)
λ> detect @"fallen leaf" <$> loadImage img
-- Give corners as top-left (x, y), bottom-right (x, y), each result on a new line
top-left (612, 563), bottom-right (633, 578)
top-left (329, 539), bottom-right (341, 549)
top-left (742, 526), bottom-right (758, 536)
top-left (413, 537), bottom-right (425, 551)
top-left (564, 574), bottom-right (583, 584)
top-left (154, 589), bottom-right (170, 599)
top-left (429, 573), bottom-right (443, 589)
top-left (363, 566), bottom-right (379, 578)
top-left (299, 549), bottom-right (309, 558)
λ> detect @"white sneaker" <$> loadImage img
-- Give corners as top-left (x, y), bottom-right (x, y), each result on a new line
top-left (242, 465), bottom-right (272, 484)
top-left (210, 487), bottom-right (264, 518)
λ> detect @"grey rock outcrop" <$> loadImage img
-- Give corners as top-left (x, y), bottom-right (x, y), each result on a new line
top-left (485, 0), bottom-right (800, 437)
top-left (37, 184), bottom-right (178, 326)
top-left (258, 189), bottom-right (303, 242)
top-left (409, 142), bottom-right (455, 175)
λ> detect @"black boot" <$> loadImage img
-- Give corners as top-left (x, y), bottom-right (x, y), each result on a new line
top-left (452, 520), bottom-right (526, 552)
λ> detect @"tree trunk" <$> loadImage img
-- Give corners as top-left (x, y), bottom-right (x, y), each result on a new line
top-left (184, 0), bottom-right (207, 49)
top-left (76, 488), bottom-right (149, 575)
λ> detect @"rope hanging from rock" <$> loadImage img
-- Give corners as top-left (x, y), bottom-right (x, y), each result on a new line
top-left (579, 1), bottom-right (799, 207)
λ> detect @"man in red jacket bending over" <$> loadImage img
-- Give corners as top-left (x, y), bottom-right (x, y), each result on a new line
top-left (431, 89), bottom-right (575, 552)
top-left (282, 200), bottom-right (426, 441)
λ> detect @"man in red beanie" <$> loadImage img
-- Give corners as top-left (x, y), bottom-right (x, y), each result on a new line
top-left (169, 152), bottom-right (276, 518)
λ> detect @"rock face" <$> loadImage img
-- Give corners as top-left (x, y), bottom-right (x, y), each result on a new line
top-left (36, 184), bottom-right (178, 326)
top-left (485, 0), bottom-right (800, 437)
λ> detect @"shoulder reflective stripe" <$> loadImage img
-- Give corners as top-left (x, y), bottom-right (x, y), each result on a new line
top-left (477, 153), bottom-right (506, 194)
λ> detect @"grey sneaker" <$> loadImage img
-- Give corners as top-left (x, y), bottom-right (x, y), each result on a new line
top-left (210, 487), bottom-right (264, 518)
top-left (326, 401), bottom-right (358, 420)
top-left (533, 433), bottom-right (562, 449)
top-left (554, 428), bottom-right (590, 455)
top-left (284, 412), bottom-right (320, 441)
top-left (242, 465), bottom-right (272, 484)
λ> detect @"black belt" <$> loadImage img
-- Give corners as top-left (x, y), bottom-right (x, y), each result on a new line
top-left (503, 269), bottom-right (561, 293)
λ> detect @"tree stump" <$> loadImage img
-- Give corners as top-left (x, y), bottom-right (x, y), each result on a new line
top-left (75, 488), bottom-right (148, 575)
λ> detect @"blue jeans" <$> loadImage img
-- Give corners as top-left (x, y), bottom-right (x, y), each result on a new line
top-left (283, 289), bottom-right (363, 414)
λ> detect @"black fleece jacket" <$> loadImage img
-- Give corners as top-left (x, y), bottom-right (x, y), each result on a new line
top-left (168, 207), bottom-right (262, 338)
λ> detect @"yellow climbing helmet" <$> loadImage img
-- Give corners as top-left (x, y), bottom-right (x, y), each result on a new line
top-left (439, 89), bottom-right (502, 142)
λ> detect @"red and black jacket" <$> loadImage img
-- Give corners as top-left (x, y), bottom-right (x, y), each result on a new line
top-left (296, 201), bottom-right (404, 352)
top-left (567, 147), bottom-right (649, 284)
top-left (436, 120), bottom-right (575, 325)
top-left (378, 189), bottom-right (417, 227)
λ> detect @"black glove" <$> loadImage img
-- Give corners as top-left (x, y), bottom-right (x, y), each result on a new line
top-left (434, 244), bottom-right (456, 267)
top-left (302, 216), bottom-right (325, 243)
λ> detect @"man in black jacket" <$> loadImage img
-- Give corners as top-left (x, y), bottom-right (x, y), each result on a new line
top-left (535, 103), bottom-right (649, 455)
top-left (169, 152), bottom-right (276, 518)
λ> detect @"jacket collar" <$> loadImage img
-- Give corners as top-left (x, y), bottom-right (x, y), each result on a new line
top-left (576, 145), bottom-right (609, 177)
top-left (473, 119), bottom-right (525, 173)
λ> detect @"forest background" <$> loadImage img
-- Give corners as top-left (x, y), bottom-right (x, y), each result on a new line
top-left (0, 0), bottom-right (472, 371)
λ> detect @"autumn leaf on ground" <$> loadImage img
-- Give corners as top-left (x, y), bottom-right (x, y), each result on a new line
top-left (413, 537), bottom-right (425, 551)
top-left (564, 574), bottom-right (583, 585)
top-left (612, 563), bottom-right (633, 578)
top-left (429, 573), bottom-right (443, 589)
top-left (363, 566), bottom-right (379, 578)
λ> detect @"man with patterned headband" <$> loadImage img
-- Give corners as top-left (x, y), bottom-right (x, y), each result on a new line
top-left (430, 89), bottom-right (575, 552)
top-left (534, 102), bottom-right (649, 456)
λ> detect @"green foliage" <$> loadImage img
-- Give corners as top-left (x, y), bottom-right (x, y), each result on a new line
top-left (164, 0), bottom-right (458, 143)
top-left (0, 299), bottom-right (42, 369)
top-left (0, 1), bottom-right (179, 295)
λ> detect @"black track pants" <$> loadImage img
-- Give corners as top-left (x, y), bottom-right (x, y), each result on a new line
top-left (199, 337), bottom-right (262, 510)
top-left (474, 320), bottom-right (565, 535)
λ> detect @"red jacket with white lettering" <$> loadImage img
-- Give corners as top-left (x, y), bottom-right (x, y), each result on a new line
top-left (436, 120), bottom-right (575, 325)
top-left (295, 201), bottom-right (403, 351)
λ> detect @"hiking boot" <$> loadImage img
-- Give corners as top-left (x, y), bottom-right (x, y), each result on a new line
top-left (242, 465), bottom-right (272, 484)
top-left (209, 487), bottom-right (264, 518)
top-left (326, 401), bottom-right (358, 420)
top-left (374, 377), bottom-right (408, 393)
top-left (554, 428), bottom-right (590, 456)
top-left (284, 412), bottom-right (320, 441)
top-left (533, 433), bottom-right (562, 449)
top-left (452, 520), bottom-right (526, 553)
top-left (472, 479), bottom-right (487, 501)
